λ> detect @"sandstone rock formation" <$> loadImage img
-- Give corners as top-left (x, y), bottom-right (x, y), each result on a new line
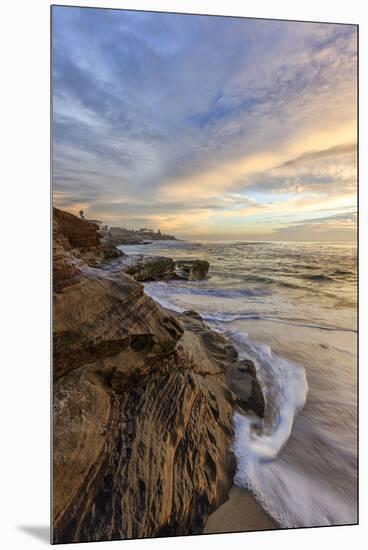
top-left (226, 359), bottom-right (265, 418)
top-left (52, 207), bottom-right (264, 543)
top-left (102, 255), bottom-right (210, 283)
top-left (53, 207), bottom-right (122, 267)
top-left (123, 256), bottom-right (176, 282)
top-left (175, 260), bottom-right (210, 281)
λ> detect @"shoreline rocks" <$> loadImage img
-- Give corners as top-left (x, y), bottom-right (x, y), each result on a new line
top-left (52, 207), bottom-right (266, 543)
top-left (54, 208), bottom-right (123, 268)
top-left (175, 260), bottom-right (210, 281)
top-left (124, 256), bottom-right (176, 282)
top-left (53, 269), bottom-right (236, 541)
top-left (101, 255), bottom-right (210, 282)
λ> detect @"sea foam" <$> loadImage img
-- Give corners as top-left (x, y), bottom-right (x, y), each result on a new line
top-left (228, 330), bottom-right (355, 528)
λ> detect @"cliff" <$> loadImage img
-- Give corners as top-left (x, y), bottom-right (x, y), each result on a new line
top-left (52, 208), bottom-right (263, 543)
top-left (53, 207), bottom-right (122, 269)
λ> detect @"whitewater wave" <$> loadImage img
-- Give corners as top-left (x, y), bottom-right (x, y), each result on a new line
top-left (234, 409), bottom-right (356, 527)
top-left (222, 329), bottom-right (357, 528)
top-left (228, 330), bottom-right (308, 453)
top-left (201, 312), bottom-right (356, 333)
top-left (147, 282), bottom-right (270, 299)
top-left (144, 281), bottom-right (356, 334)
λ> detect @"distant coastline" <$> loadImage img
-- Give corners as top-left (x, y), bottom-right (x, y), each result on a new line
top-left (100, 223), bottom-right (178, 246)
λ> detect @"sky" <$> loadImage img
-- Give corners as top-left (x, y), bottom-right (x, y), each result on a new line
top-left (52, 7), bottom-right (357, 241)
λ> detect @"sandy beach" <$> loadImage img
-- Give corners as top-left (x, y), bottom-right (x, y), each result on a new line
top-left (204, 486), bottom-right (277, 534)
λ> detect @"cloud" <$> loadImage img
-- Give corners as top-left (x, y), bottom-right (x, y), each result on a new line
top-left (52, 6), bottom-right (357, 240)
top-left (288, 211), bottom-right (357, 226)
top-left (268, 211), bottom-right (357, 242)
top-left (278, 142), bottom-right (356, 169)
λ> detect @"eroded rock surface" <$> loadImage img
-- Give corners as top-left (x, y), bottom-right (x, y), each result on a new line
top-left (54, 207), bottom-right (122, 268)
top-left (226, 359), bottom-right (265, 418)
top-left (123, 255), bottom-right (176, 282)
top-left (53, 277), bottom-right (235, 541)
top-left (101, 255), bottom-right (210, 282)
top-left (52, 208), bottom-right (263, 543)
top-left (175, 260), bottom-right (210, 281)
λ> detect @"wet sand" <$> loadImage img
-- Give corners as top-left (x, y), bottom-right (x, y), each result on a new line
top-left (204, 486), bottom-right (277, 534)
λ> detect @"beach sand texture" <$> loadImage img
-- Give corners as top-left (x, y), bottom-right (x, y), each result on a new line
top-left (204, 487), bottom-right (277, 533)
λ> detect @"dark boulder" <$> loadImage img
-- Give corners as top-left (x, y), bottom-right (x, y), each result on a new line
top-left (124, 256), bottom-right (176, 281)
top-left (175, 260), bottom-right (209, 281)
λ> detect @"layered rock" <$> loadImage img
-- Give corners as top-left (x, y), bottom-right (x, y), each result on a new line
top-left (53, 208), bottom-right (122, 267)
top-left (226, 359), bottom-right (265, 418)
top-left (54, 208), bottom-right (100, 248)
top-left (123, 256), bottom-right (176, 282)
top-left (102, 255), bottom-right (210, 282)
top-left (53, 314), bottom-right (237, 542)
top-left (53, 271), bottom-right (235, 541)
top-left (52, 207), bottom-right (264, 543)
top-left (175, 260), bottom-right (210, 281)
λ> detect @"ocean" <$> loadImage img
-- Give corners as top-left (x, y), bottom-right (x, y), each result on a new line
top-left (119, 240), bottom-right (358, 529)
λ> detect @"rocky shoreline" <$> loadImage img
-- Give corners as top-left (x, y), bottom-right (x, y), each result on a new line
top-left (101, 254), bottom-right (210, 282)
top-left (100, 224), bottom-right (178, 246)
top-left (52, 208), bottom-right (273, 543)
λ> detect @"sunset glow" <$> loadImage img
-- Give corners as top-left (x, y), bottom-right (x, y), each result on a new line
top-left (52, 7), bottom-right (357, 241)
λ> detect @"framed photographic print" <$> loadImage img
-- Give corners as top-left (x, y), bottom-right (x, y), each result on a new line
top-left (51, 4), bottom-right (358, 544)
